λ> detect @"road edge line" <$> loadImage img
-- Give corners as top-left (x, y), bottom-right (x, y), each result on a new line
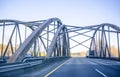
top-left (95, 69), bottom-right (107, 77)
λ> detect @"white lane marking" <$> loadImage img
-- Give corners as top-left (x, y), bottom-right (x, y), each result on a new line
top-left (44, 59), bottom-right (69, 77)
top-left (95, 69), bottom-right (107, 77)
top-left (87, 61), bottom-right (97, 65)
top-left (65, 58), bottom-right (73, 64)
top-left (116, 62), bottom-right (120, 64)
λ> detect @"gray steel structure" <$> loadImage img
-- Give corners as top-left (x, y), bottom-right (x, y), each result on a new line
top-left (0, 18), bottom-right (120, 63)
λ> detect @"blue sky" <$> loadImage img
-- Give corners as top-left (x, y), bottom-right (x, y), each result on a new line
top-left (0, 0), bottom-right (120, 26)
top-left (0, 0), bottom-right (120, 52)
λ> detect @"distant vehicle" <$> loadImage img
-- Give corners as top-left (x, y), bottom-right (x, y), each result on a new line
top-left (86, 50), bottom-right (94, 58)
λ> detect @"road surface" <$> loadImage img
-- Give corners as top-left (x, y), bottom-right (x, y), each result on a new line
top-left (20, 58), bottom-right (120, 77)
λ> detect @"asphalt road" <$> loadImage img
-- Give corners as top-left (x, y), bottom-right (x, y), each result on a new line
top-left (20, 58), bottom-right (120, 77)
top-left (44, 58), bottom-right (120, 77)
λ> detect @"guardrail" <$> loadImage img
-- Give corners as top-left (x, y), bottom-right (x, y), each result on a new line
top-left (87, 57), bottom-right (120, 61)
top-left (0, 61), bottom-right (42, 73)
top-left (0, 56), bottom-right (70, 76)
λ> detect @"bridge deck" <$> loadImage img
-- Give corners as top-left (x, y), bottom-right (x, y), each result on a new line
top-left (18, 58), bottom-right (120, 77)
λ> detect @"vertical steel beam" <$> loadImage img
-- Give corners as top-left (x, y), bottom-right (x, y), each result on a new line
top-left (16, 24), bottom-right (22, 45)
top-left (33, 40), bottom-right (37, 57)
top-left (56, 22), bottom-right (60, 57)
top-left (62, 27), bottom-right (67, 56)
top-left (47, 26), bottom-right (49, 51)
top-left (25, 25), bottom-right (27, 40)
top-left (94, 32), bottom-right (98, 57)
top-left (100, 26), bottom-right (105, 57)
top-left (103, 28), bottom-right (106, 57)
top-left (117, 32), bottom-right (120, 57)
top-left (15, 25), bottom-right (18, 51)
top-left (1, 22), bottom-right (5, 57)
top-left (98, 30), bottom-right (101, 57)
top-left (53, 21), bottom-right (56, 56)
top-left (66, 28), bottom-right (70, 56)
top-left (108, 26), bottom-right (111, 57)
top-left (103, 28), bottom-right (110, 57)
top-left (37, 38), bottom-right (40, 57)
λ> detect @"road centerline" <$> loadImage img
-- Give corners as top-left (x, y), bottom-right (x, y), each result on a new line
top-left (44, 59), bottom-right (69, 77)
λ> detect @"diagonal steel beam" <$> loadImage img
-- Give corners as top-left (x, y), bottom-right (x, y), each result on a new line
top-left (46, 25), bottom-right (64, 58)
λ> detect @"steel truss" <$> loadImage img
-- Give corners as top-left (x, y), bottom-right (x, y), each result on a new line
top-left (0, 18), bottom-right (120, 63)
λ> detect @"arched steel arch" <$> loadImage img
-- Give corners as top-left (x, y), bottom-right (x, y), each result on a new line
top-left (0, 19), bottom-right (45, 58)
top-left (64, 23), bottom-right (120, 59)
top-left (89, 23), bottom-right (120, 58)
top-left (6, 18), bottom-right (70, 63)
